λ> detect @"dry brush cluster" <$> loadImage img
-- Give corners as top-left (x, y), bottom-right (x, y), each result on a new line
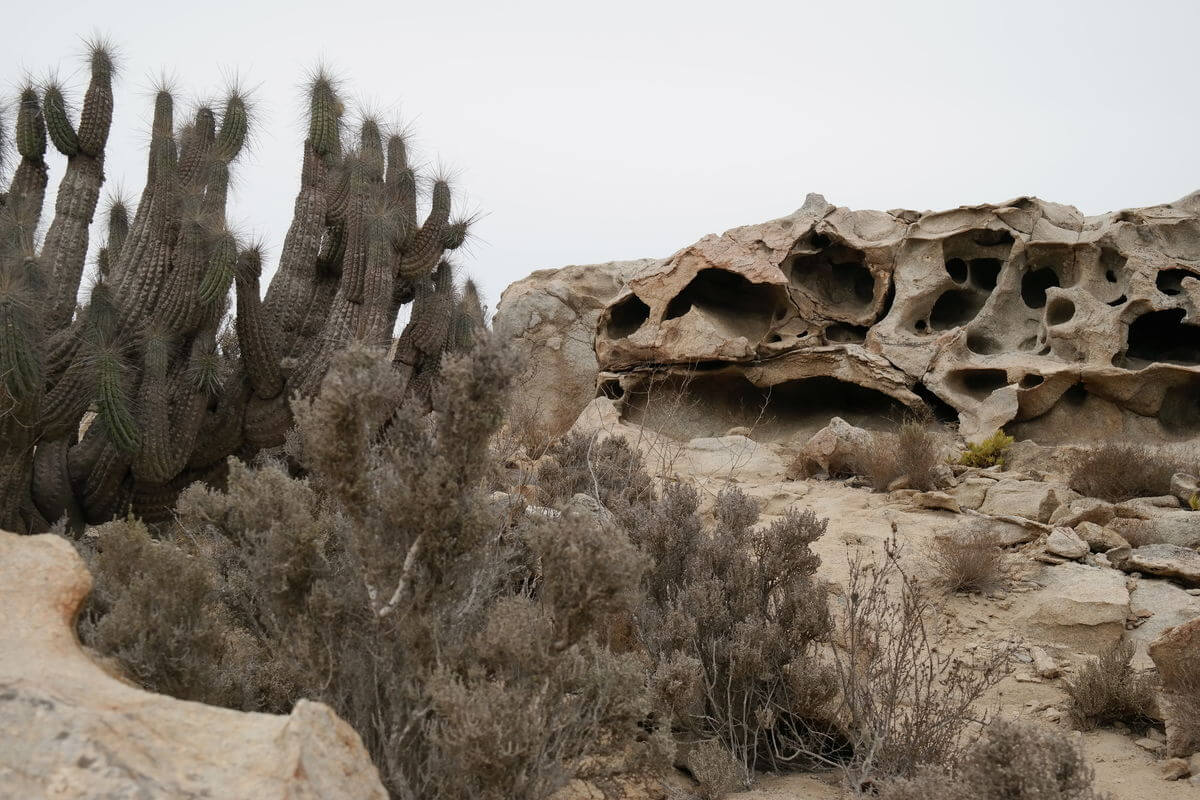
top-left (0, 44), bottom-right (483, 532)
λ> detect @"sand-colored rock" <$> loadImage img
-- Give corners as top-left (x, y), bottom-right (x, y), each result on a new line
top-left (1046, 527), bottom-right (1089, 559)
top-left (0, 531), bottom-right (387, 800)
top-left (788, 416), bottom-right (870, 479)
top-left (1074, 520), bottom-right (1130, 552)
top-left (584, 194), bottom-right (1200, 445)
top-left (495, 259), bottom-right (654, 440)
top-left (1116, 544), bottom-right (1200, 586)
top-left (1127, 579), bottom-right (1200, 670)
top-left (1020, 562), bottom-right (1130, 653)
top-left (979, 480), bottom-right (1072, 523)
top-left (1149, 617), bottom-right (1200, 757)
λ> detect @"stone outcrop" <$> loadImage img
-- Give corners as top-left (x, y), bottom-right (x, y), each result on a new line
top-left (495, 259), bottom-right (654, 439)
top-left (0, 531), bottom-right (387, 800)
top-left (588, 193), bottom-right (1200, 444)
top-left (1020, 562), bottom-right (1130, 653)
top-left (1149, 617), bottom-right (1200, 757)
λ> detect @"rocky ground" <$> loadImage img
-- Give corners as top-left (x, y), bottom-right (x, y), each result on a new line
top-left (556, 394), bottom-right (1200, 799)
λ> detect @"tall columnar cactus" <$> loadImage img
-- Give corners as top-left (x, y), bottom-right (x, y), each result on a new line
top-left (0, 48), bottom-right (483, 532)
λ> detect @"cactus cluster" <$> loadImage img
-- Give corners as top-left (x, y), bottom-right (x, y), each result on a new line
top-left (0, 46), bottom-right (485, 532)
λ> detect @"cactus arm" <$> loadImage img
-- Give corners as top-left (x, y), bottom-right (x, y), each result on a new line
top-left (234, 247), bottom-right (284, 399)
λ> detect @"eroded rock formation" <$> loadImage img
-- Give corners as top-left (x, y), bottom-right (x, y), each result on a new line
top-left (591, 193), bottom-right (1200, 443)
top-left (0, 531), bottom-right (387, 799)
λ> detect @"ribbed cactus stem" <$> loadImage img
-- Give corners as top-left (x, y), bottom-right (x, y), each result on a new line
top-left (90, 344), bottom-right (140, 454)
top-left (106, 199), bottom-right (130, 258)
top-left (215, 91), bottom-right (249, 163)
top-left (197, 231), bottom-right (237, 305)
top-left (308, 73), bottom-right (342, 157)
top-left (178, 107), bottom-right (217, 187)
top-left (15, 88), bottom-right (46, 158)
top-left (234, 247), bottom-right (284, 399)
top-left (77, 43), bottom-right (115, 157)
top-left (397, 179), bottom-right (451, 280)
top-left (147, 90), bottom-right (177, 185)
top-left (42, 83), bottom-right (80, 157)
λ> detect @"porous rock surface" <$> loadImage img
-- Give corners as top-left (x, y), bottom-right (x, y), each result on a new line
top-left (0, 530), bottom-right (387, 800)
top-left (572, 193), bottom-right (1200, 443)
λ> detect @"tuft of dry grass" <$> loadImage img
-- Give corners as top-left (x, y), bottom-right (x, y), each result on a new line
top-left (856, 417), bottom-right (949, 492)
top-left (1067, 443), bottom-right (1188, 503)
top-left (925, 524), bottom-right (1006, 594)
top-left (1064, 640), bottom-right (1158, 731)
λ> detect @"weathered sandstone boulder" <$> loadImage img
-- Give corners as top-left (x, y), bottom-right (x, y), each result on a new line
top-left (495, 259), bottom-right (654, 439)
top-left (1127, 580), bottom-right (1200, 670)
top-left (0, 531), bottom-right (387, 800)
top-left (1110, 512), bottom-right (1200, 549)
top-left (787, 416), bottom-right (871, 479)
top-left (1113, 543), bottom-right (1200, 586)
top-left (979, 479), bottom-right (1073, 523)
top-left (1149, 617), bottom-right (1200, 757)
top-left (588, 193), bottom-right (1200, 444)
top-left (1046, 527), bottom-right (1089, 559)
top-left (1020, 562), bottom-right (1130, 653)
top-left (1074, 520), bottom-right (1130, 552)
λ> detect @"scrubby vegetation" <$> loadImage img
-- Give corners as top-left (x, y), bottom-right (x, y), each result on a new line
top-left (876, 719), bottom-right (1106, 800)
top-left (856, 417), bottom-right (949, 491)
top-left (925, 523), bottom-right (1006, 594)
top-left (80, 340), bottom-right (667, 800)
top-left (1067, 443), bottom-right (1189, 503)
top-left (957, 430), bottom-right (1014, 468)
top-left (1063, 641), bottom-right (1158, 731)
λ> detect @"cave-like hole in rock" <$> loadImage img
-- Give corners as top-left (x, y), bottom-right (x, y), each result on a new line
top-left (945, 258), bottom-right (968, 283)
top-left (972, 229), bottom-right (1015, 247)
top-left (951, 368), bottom-right (1010, 399)
top-left (1157, 268), bottom-right (1199, 297)
top-left (912, 382), bottom-right (961, 424)
top-left (826, 323), bottom-right (869, 343)
top-left (662, 268), bottom-right (789, 341)
top-left (1018, 335), bottom-right (1039, 352)
top-left (1062, 383), bottom-right (1089, 406)
top-left (1019, 374), bottom-right (1045, 389)
top-left (599, 379), bottom-right (624, 399)
top-left (605, 294), bottom-right (650, 339)
top-left (620, 372), bottom-right (912, 442)
top-left (915, 319), bottom-right (928, 332)
top-left (788, 242), bottom-right (876, 311)
top-left (1161, 381), bottom-right (1200, 435)
top-left (969, 258), bottom-right (1002, 292)
top-left (930, 289), bottom-right (985, 330)
top-left (1021, 267), bottom-right (1060, 309)
top-left (1126, 308), bottom-right (1200, 365)
top-left (966, 329), bottom-right (1002, 354)
top-left (1108, 295), bottom-right (1127, 307)
top-left (1047, 297), bottom-right (1075, 325)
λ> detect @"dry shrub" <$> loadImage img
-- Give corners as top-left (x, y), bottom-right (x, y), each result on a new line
top-left (1160, 670), bottom-right (1200, 757)
top-left (537, 430), bottom-right (656, 524)
top-left (856, 418), bottom-right (948, 492)
top-left (827, 535), bottom-right (1013, 788)
top-left (684, 739), bottom-right (742, 800)
top-left (1068, 443), bottom-right (1188, 503)
top-left (78, 337), bottom-right (667, 800)
top-left (629, 478), bottom-right (837, 787)
top-left (877, 718), bottom-right (1104, 800)
top-left (925, 523), bottom-right (1006, 594)
top-left (1064, 640), bottom-right (1158, 731)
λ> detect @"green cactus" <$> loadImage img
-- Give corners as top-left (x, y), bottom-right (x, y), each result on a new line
top-left (0, 46), bottom-right (485, 533)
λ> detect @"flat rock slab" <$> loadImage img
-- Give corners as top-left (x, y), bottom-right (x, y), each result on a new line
top-left (1119, 544), bottom-right (1200, 586)
top-left (980, 480), bottom-right (1073, 524)
top-left (1020, 562), bottom-right (1130, 654)
top-left (0, 531), bottom-right (387, 800)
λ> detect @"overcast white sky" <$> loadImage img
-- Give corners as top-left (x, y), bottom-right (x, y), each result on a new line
top-left (7, 0), bottom-right (1200, 314)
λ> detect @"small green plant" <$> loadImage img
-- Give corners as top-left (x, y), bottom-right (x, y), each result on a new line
top-left (957, 430), bottom-right (1014, 468)
top-left (1189, 492), bottom-right (1198, 511)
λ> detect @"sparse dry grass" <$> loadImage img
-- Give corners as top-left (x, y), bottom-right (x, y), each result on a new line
top-left (1067, 443), bottom-right (1188, 503)
top-left (925, 524), bottom-right (1006, 594)
top-left (1064, 640), bottom-right (1158, 731)
top-left (856, 417), bottom-right (949, 492)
